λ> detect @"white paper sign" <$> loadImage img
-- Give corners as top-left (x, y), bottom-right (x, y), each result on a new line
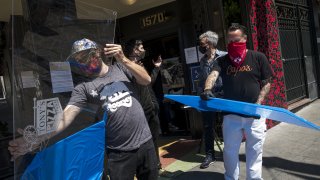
top-left (50, 62), bottom-right (74, 93)
top-left (36, 97), bottom-right (63, 136)
top-left (184, 46), bottom-right (204, 64)
top-left (21, 71), bottom-right (36, 88)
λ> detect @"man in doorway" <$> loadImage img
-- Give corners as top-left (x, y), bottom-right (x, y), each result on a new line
top-left (201, 25), bottom-right (273, 179)
top-left (9, 38), bottom-right (158, 180)
top-left (124, 39), bottom-right (162, 169)
top-left (198, 31), bottom-right (227, 169)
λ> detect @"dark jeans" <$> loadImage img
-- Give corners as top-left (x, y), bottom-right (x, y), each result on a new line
top-left (202, 111), bottom-right (216, 157)
top-left (147, 105), bottom-right (161, 166)
top-left (159, 101), bottom-right (171, 134)
top-left (106, 139), bottom-right (158, 180)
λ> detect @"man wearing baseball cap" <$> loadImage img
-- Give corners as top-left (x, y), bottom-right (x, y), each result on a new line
top-left (9, 38), bottom-right (158, 180)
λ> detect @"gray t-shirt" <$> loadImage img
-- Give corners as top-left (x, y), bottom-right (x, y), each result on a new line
top-left (68, 63), bottom-right (152, 151)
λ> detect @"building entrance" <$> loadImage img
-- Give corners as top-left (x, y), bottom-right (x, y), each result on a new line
top-left (276, 0), bottom-right (319, 103)
top-left (143, 34), bottom-right (189, 135)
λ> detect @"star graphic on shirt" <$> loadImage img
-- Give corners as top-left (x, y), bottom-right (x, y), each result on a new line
top-left (90, 90), bottom-right (98, 97)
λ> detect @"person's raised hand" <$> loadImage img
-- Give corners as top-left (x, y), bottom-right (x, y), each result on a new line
top-left (136, 60), bottom-right (144, 66)
top-left (104, 44), bottom-right (126, 63)
top-left (153, 56), bottom-right (162, 68)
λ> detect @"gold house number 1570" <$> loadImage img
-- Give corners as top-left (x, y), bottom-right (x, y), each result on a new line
top-left (141, 12), bottom-right (168, 28)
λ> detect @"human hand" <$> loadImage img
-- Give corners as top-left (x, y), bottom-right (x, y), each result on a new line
top-left (8, 128), bottom-right (39, 161)
top-left (104, 44), bottom-right (126, 63)
top-left (200, 89), bottom-right (215, 100)
top-left (136, 61), bottom-right (144, 66)
top-left (252, 115), bottom-right (261, 119)
top-left (163, 98), bottom-right (171, 103)
top-left (153, 56), bottom-right (162, 68)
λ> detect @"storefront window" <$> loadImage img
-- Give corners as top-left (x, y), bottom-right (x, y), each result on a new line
top-left (9, 0), bottom-right (116, 178)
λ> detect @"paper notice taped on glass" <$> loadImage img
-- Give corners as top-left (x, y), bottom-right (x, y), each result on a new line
top-left (184, 46), bottom-right (204, 64)
top-left (21, 71), bottom-right (36, 88)
top-left (50, 62), bottom-right (74, 93)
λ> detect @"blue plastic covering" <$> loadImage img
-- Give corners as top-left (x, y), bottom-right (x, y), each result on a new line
top-left (165, 95), bottom-right (320, 131)
top-left (21, 113), bottom-right (107, 180)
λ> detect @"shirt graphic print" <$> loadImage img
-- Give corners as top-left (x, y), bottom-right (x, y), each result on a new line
top-left (99, 81), bottom-right (133, 113)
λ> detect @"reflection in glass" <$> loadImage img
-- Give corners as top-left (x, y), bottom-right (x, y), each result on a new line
top-left (10, 0), bottom-right (117, 178)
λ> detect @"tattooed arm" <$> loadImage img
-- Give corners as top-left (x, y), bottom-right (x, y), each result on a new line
top-left (8, 105), bottom-right (81, 160)
top-left (104, 44), bottom-right (151, 85)
top-left (204, 70), bottom-right (220, 91)
top-left (256, 79), bottom-right (271, 105)
top-left (200, 70), bottom-right (220, 100)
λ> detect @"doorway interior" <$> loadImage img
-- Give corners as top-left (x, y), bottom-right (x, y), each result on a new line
top-left (143, 34), bottom-right (189, 135)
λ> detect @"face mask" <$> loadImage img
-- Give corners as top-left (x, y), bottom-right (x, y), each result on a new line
top-left (69, 49), bottom-right (103, 77)
top-left (227, 42), bottom-right (247, 67)
top-left (139, 50), bottom-right (146, 60)
top-left (132, 49), bottom-right (145, 61)
top-left (199, 46), bottom-right (208, 54)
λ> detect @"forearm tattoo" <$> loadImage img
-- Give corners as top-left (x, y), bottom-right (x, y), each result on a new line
top-left (256, 82), bottom-right (271, 104)
top-left (204, 71), bottom-right (219, 91)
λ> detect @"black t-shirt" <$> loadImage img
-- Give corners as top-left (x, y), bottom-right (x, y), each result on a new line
top-left (213, 50), bottom-right (273, 103)
top-left (68, 63), bottom-right (152, 151)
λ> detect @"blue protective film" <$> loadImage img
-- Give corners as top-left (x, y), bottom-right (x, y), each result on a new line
top-left (165, 95), bottom-right (320, 131)
top-left (22, 117), bottom-right (106, 180)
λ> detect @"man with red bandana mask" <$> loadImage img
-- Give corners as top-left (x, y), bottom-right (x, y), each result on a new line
top-left (201, 25), bottom-right (273, 180)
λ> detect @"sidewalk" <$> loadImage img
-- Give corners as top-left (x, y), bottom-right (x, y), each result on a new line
top-left (159, 99), bottom-right (320, 180)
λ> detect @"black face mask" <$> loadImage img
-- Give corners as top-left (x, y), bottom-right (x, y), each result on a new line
top-left (199, 46), bottom-right (207, 54)
top-left (134, 49), bottom-right (145, 61)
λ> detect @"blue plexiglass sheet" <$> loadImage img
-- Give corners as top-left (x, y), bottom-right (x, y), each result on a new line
top-left (165, 95), bottom-right (320, 131)
top-left (22, 120), bottom-right (106, 180)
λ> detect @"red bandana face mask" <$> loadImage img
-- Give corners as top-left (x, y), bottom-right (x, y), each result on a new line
top-left (227, 42), bottom-right (247, 67)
